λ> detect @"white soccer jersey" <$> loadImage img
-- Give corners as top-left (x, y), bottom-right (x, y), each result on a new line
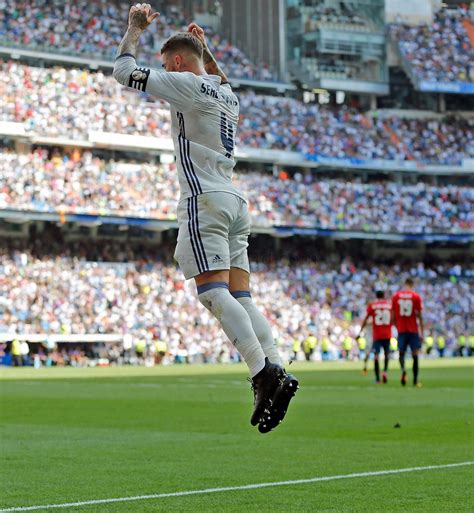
top-left (113, 54), bottom-right (244, 201)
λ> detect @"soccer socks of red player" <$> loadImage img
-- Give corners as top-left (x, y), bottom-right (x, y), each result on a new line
top-left (231, 291), bottom-right (283, 366)
top-left (197, 283), bottom-right (266, 376)
top-left (384, 355), bottom-right (389, 372)
top-left (399, 352), bottom-right (406, 372)
top-left (374, 358), bottom-right (380, 382)
top-left (413, 355), bottom-right (419, 384)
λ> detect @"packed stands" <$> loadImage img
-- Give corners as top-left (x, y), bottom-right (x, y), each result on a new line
top-left (1, 148), bottom-right (473, 233)
top-left (0, 2), bottom-right (473, 371)
top-left (0, 1), bottom-right (276, 81)
top-left (1, 239), bottom-right (472, 364)
top-left (238, 93), bottom-right (473, 165)
top-left (390, 7), bottom-right (474, 85)
top-left (1, 62), bottom-right (473, 165)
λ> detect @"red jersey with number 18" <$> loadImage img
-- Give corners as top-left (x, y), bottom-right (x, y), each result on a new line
top-left (367, 299), bottom-right (392, 341)
top-left (392, 290), bottom-right (423, 334)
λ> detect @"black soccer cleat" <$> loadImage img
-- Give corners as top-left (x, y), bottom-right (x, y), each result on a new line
top-left (401, 371), bottom-right (407, 386)
top-left (258, 372), bottom-right (299, 434)
top-left (249, 358), bottom-right (285, 426)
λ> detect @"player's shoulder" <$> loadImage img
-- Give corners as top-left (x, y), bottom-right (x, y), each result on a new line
top-left (197, 73), bottom-right (223, 91)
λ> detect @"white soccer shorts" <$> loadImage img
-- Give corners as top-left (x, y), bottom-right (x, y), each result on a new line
top-left (174, 192), bottom-right (251, 280)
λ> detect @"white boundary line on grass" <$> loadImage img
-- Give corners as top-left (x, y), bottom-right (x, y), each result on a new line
top-left (1, 461), bottom-right (472, 512)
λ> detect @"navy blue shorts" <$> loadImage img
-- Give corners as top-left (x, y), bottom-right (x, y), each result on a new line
top-left (373, 339), bottom-right (390, 355)
top-left (398, 332), bottom-right (421, 353)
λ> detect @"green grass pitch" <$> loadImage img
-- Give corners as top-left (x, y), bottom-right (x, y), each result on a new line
top-left (1, 359), bottom-right (473, 512)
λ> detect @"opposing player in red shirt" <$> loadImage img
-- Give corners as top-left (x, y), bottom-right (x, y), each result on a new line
top-left (392, 277), bottom-right (424, 387)
top-left (358, 290), bottom-right (392, 384)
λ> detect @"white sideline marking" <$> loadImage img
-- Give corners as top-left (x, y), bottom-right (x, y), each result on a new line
top-left (1, 462), bottom-right (472, 512)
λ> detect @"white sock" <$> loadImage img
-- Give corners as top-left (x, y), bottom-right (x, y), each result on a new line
top-left (232, 292), bottom-right (283, 366)
top-left (198, 283), bottom-right (266, 376)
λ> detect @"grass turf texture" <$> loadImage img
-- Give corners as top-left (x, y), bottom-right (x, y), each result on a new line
top-left (0, 359), bottom-right (473, 512)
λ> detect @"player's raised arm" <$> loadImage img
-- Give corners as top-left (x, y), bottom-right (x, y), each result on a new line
top-left (115, 3), bottom-right (159, 61)
top-left (113, 5), bottom-right (202, 112)
top-left (187, 23), bottom-right (229, 84)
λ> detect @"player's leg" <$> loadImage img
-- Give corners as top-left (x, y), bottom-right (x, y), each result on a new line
top-left (363, 344), bottom-right (371, 375)
top-left (373, 342), bottom-right (381, 383)
top-left (410, 334), bottom-right (421, 387)
top-left (229, 267), bottom-right (282, 366)
top-left (195, 270), bottom-right (265, 375)
top-left (229, 199), bottom-right (298, 433)
top-left (382, 340), bottom-right (390, 383)
top-left (196, 270), bottom-right (283, 424)
top-left (184, 194), bottom-right (287, 425)
top-left (398, 334), bottom-right (407, 386)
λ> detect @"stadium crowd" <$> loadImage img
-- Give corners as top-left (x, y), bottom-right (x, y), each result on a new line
top-left (0, 239), bottom-right (472, 366)
top-left (391, 7), bottom-right (473, 84)
top-left (1, 62), bottom-right (473, 165)
top-left (1, 149), bottom-right (473, 233)
top-left (0, 0), bottom-right (275, 81)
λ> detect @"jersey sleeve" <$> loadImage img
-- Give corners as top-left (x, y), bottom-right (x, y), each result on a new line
top-left (366, 304), bottom-right (373, 317)
top-left (113, 54), bottom-right (198, 112)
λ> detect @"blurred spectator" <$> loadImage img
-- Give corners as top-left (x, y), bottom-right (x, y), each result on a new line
top-left (0, 1), bottom-right (276, 81)
top-left (0, 149), bottom-right (472, 233)
top-left (1, 62), bottom-right (471, 165)
top-left (391, 7), bottom-right (474, 84)
top-left (0, 241), bottom-right (472, 364)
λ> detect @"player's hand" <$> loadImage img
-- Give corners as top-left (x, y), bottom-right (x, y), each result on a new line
top-left (128, 3), bottom-right (160, 31)
top-left (187, 22), bottom-right (207, 47)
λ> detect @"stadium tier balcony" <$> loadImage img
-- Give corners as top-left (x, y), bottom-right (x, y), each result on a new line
top-left (0, 0), bottom-right (283, 88)
top-left (288, 0), bottom-right (387, 94)
top-left (0, 241), bottom-right (471, 359)
top-left (1, 62), bottom-right (472, 171)
top-left (0, 149), bottom-right (472, 237)
top-left (390, 7), bottom-right (474, 94)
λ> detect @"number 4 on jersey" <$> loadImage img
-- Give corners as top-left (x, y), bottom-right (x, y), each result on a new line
top-left (220, 112), bottom-right (235, 158)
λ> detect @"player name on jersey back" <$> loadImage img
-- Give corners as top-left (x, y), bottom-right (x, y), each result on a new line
top-left (113, 55), bottom-right (245, 202)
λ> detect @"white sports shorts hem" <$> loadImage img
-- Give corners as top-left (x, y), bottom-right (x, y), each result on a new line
top-left (174, 192), bottom-right (251, 280)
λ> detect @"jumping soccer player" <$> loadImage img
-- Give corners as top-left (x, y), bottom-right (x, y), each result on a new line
top-left (392, 278), bottom-right (424, 387)
top-left (357, 290), bottom-right (392, 384)
top-left (112, 4), bottom-right (298, 432)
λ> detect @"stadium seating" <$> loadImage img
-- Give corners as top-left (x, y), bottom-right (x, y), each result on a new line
top-left (1, 62), bottom-right (472, 165)
top-left (0, 3), bottom-right (473, 369)
top-left (0, 1), bottom-right (276, 81)
top-left (1, 149), bottom-right (472, 233)
top-left (0, 241), bottom-right (470, 363)
top-left (390, 7), bottom-right (474, 85)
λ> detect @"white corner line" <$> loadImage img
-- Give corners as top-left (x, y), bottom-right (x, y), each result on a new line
top-left (1, 462), bottom-right (472, 512)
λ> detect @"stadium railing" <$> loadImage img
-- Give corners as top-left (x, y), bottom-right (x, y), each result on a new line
top-left (1, 208), bottom-right (472, 242)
